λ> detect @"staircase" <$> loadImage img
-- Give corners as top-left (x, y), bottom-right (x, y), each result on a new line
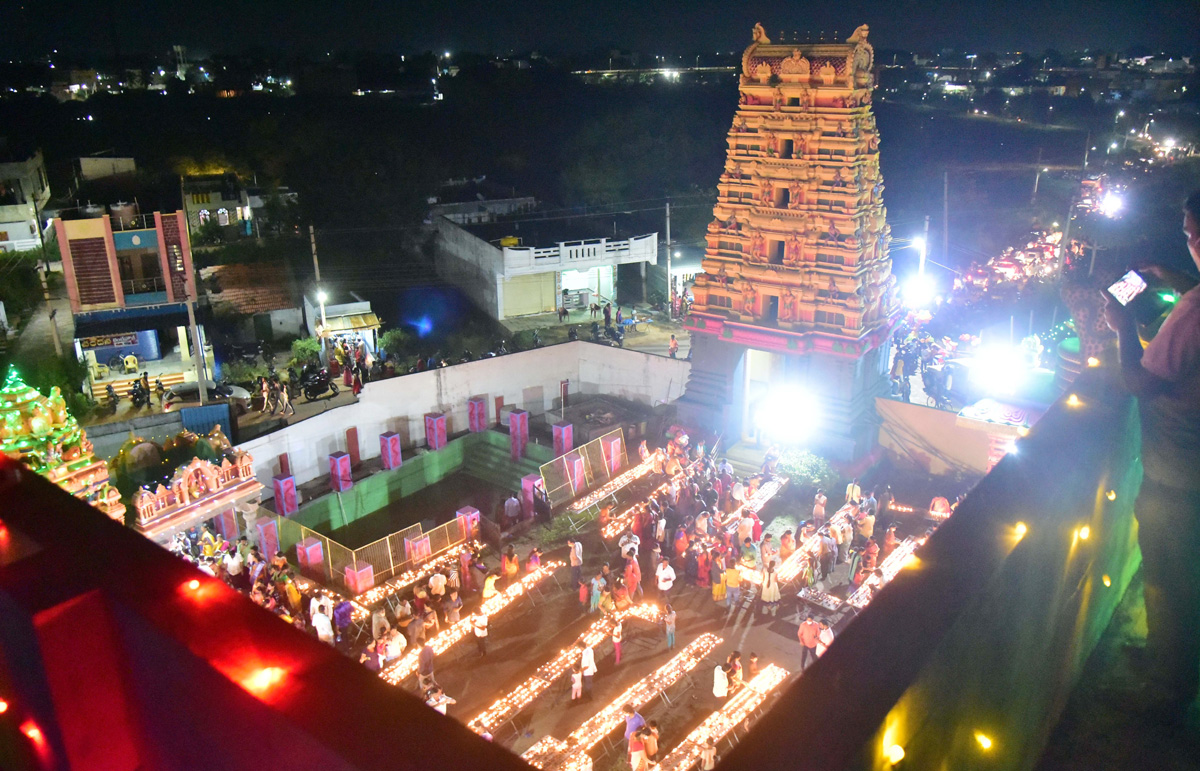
top-left (676, 334), bottom-right (744, 436)
top-left (90, 372), bottom-right (188, 401)
top-left (463, 436), bottom-right (547, 493)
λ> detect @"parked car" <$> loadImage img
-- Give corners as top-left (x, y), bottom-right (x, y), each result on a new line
top-left (162, 380), bottom-right (252, 415)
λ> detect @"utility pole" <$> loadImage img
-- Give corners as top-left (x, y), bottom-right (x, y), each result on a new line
top-left (664, 201), bottom-right (673, 318)
top-left (310, 224), bottom-right (328, 363)
top-left (920, 215), bottom-right (930, 277)
top-left (1031, 148), bottom-right (1044, 205)
top-left (942, 171), bottom-right (949, 269)
top-left (178, 176), bottom-right (207, 404)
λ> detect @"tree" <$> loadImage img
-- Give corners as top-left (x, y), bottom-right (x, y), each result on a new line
top-left (289, 337), bottom-right (321, 366)
top-left (379, 328), bottom-right (412, 359)
top-left (777, 450), bottom-right (840, 499)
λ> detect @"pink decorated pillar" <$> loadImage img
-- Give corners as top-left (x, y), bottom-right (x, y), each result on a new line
top-left (552, 422), bottom-right (574, 456)
top-left (273, 474), bottom-right (298, 516)
top-left (425, 412), bottom-right (448, 450)
top-left (329, 451), bottom-right (353, 492)
top-left (510, 408), bottom-right (530, 461)
top-left (601, 434), bottom-right (624, 474)
top-left (521, 473), bottom-right (542, 520)
top-left (296, 536), bottom-right (324, 571)
top-left (405, 534), bottom-right (432, 563)
top-left (380, 431), bottom-right (403, 470)
top-left (345, 563), bottom-right (375, 595)
top-left (256, 519), bottom-right (279, 561)
top-left (214, 507), bottom-right (239, 542)
top-left (456, 506), bottom-right (481, 540)
top-left (467, 397), bottom-right (488, 433)
top-left (568, 454), bottom-right (587, 493)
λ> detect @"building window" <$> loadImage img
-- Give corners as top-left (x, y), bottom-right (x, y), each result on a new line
top-left (709, 294), bottom-right (733, 308)
top-left (198, 209), bottom-right (210, 225)
top-left (815, 310), bottom-right (845, 326)
top-left (169, 244), bottom-right (184, 273)
top-left (217, 208), bottom-right (229, 226)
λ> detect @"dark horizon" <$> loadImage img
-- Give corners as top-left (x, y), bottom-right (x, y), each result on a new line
top-left (12, 0), bottom-right (1200, 61)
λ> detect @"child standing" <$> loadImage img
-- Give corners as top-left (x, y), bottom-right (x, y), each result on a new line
top-left (570, 663), bottom-right (583, 701)
top-left (612, 619), bottom-right (624, 665)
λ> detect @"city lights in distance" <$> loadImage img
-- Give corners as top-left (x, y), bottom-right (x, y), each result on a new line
top-left (975, 732), bottom-right (994, 751)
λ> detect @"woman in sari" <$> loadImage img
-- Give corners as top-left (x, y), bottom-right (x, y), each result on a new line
top-left (710, 550), bottom-right (727, 603)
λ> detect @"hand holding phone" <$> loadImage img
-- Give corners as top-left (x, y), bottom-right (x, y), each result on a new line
top-left (1108, 270), bottom-right (1148, 306)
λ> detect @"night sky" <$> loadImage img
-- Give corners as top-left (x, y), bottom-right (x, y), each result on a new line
top-left (14, 0), bottom-right (1199, 59)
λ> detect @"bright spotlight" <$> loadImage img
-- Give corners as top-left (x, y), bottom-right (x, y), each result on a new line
top-left (1099, 192), bottom-right (1123, 218)
top-left (317, 290), bottom-right (328, 304)
top-left (1164, 138), bottom-right (1176, 148)
top-left (910, 235), bottom-right (926, 254)
top-left (903, 274), bottom-right (936, 309)
top-left (969, 345), bottom-right (1027, 395)
top-left (754, 387), bottom-right (821, 443)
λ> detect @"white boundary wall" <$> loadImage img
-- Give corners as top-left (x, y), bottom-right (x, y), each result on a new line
top-left (241, 342), bottom-right (690, 498)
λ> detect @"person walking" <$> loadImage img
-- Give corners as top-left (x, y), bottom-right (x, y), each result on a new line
top-left (278, 381), bottom-right (295, 416)
top-left (471, 611), bottom-right (489, 657)
top-left (724, 561), bottom-right (742, 609)
top-left (1103, 190), bottom-right (1200, 717)
top-left (612, 619), bottom-right (624, 665)
top-left (668, 334), bottom-right (679, 358)
top-left (655, 556), bottom-right (676, 599)
top-left (759, 561), bottom-right (781, 616)
top-left (710, 552), bottom-right (727, 605)
top-left (501, 545), bottom-right (520, 586)
top-left (798, 615), bottom-right (820, 669)
top-left (816, 618), bottom-right (835, 657)
top-left (568, 536), bottom-right (584, 587)
top-left (570, 663), bottom-right (584, 701)
top-left (664, 604), bottom-right (677, 649)
top-left (812, 488), bottom-right (827, 527)
top-left (580, 642), bottom-right (597, 699)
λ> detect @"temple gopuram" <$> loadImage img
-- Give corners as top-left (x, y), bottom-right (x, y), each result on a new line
top-left (680, 23), bottom-right (900, 460)
top-left (0, 370), bottom-right (125, 521)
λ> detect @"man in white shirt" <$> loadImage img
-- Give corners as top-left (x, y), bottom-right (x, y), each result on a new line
top-left (731, 478), bottom-right (745, 509)
top-left (655, 557), bottom-right (676, 598)
top-left (222, 549), bottom-right (244, 589)
top-left (718, 458), bottom-right (734, 477)
top-left (845, 477), bottom-right (861, 504)
top-left (619, 530), bottom-right (640, 558)
top-left (815, 618), bottom-right (835, 656)
top-left (312, 610), bottom-right (335, 645)
top-left (425, 686), bottom-right (457, 715)
top-left (504, 494), bottom-right (522, 525)
top-left (737, 514), bottom-right (755, 545)
top-left (568, 537), bottom-right (584, 589)
top-left (428, 571), bottom-right (447, 599)
top-left (579, 642), bottom-right (597, 699)
top-left (472, 612), bottom-right (489, 657)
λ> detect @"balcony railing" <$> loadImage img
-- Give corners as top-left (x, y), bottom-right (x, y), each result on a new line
top-left (718, 368), bottom-right (1141, 771)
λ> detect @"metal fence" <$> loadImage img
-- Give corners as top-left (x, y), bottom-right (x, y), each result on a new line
top-left (539, 428), bottom-right (627, 510)
top-left (269, 513), bottom-right (477, 597)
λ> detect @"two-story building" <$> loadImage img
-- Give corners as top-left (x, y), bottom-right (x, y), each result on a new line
top-left (182, 174), bottom-right (251, 235)
top-left (53, 207), bottom-right (212, 392)
top-left (0, 148), bottom-right (51, 253)
top-left (433, 216), bottom-right (658, 320)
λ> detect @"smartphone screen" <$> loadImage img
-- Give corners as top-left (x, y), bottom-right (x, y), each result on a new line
top-left (1108, 270), bottom-right (1148, 306)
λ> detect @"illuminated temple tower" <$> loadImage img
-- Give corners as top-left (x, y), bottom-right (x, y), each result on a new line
top-left (680, 23), bottom-right (900, 460)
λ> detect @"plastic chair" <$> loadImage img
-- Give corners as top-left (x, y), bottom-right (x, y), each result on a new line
top-left (123, 354), bottom-right (139, 374)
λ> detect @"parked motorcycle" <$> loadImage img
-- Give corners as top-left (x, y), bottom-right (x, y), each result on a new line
top-left (106, 384), bottom-right (119, 414)
top-left (129, 380), bottom-right (152, 409)
top-left (301, 367), bottom-right (340, 402)
top-left (567, 326), bottom-right (579, 342)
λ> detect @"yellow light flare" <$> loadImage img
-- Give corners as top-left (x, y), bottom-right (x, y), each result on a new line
top-left (1086, 356), bottom-right (1101, 367)
top-left (1079, 525), bottom-right (1091, 541)
top-left (1102, 574), bottom-right (1112, 587)
top-left (1014, 522), bottom-right (1027, 540)
top-left (886, 744), bottom-right (906, 764)
top-left (975, 732), bottom-right (993, 751)
top-left (1106, 490), bottom-right (1117, 501)
top-left (1066, 393), bottom-right (1082, 407)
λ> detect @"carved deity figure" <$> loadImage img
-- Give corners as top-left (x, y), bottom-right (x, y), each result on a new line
top-left (752, 22), bottom-right (771, 44)
top-left (848, 24), bottom-right (875, 87)
top-left (749, 232), bottom-right (768, 262)
top-left (783, 290), bottom-right (797, 321)
top-left (743, 283), bottom-right (758, 314)
top-left (784, 234), bottom-right (804, 266)
top-left (765, 131), bottom-right (778, 156)
top-left (819, 61), bottom-right (836, 85)
top-left (780, 49), bottom-right (810, 76)
top-left (760, 180), bottom-right (774, 207)
top-left (772, 87), bottom-right (783, 111)
top-left (788, 180), bottom-right (804, 209)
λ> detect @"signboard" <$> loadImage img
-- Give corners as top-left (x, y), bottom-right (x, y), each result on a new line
top-left (79, 332), bottom-right (139, 349)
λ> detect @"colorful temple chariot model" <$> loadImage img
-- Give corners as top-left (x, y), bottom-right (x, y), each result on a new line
top-left (0, 370), bottom-right (125, 522)
top-left (110, 426), bottom-right (263, 542)
top-left (680, 23), bottom-right (900, 460)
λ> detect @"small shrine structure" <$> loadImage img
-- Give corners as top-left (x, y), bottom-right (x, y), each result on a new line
top-left (0, 370), bottom-right (125, 522)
